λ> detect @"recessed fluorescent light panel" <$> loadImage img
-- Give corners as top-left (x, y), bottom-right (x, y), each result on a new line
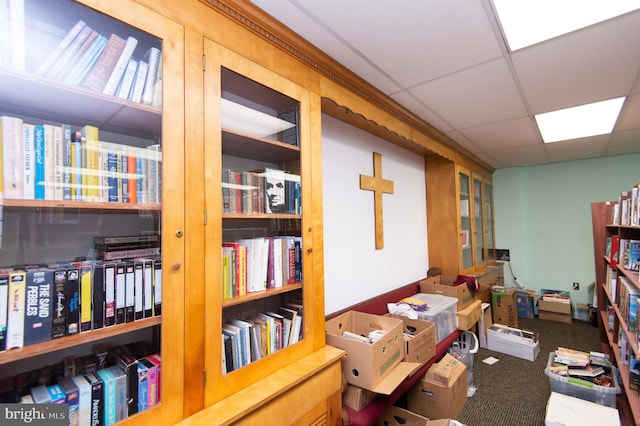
top-left (492, 0), bottom-right (640, 51)
top-left (535, 97), bottom-right (625, 143)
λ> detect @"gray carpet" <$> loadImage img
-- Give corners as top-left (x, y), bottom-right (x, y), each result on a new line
top-left (456, 317), bottom-right (601, 426)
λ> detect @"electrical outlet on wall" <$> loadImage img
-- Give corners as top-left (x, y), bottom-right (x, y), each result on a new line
top-left (572, 282), bottom-right (580, 290)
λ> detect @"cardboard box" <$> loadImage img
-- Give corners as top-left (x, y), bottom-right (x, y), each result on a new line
top-left (457, 299), bottom-right (482, 331)
top-left (478, 303), bottom-right (492, 349)
top-left (373, 406), bottom-right (429, 426)
top-left (407, 354), bottom-right (467, 419)
top-left (491, 287), bottom-right (518, 328)
top-left (326, 311), bottom-right (421, 393)
top-left (516, 289), bottom-right (536, 319)
top-left (342, 384), bottom-right (376, 411)
top-left (419, 276), bottom-right (476, 310)
top-left (476, 265), bottom-right (504, 303)
top-left (487, 323), bottom-right (540, 361)
top-left (538, 298), bottom-right (572, 324)
top-left (545, 392), bottom-right (620, 426)
top-left (387, 315), bottom-right (437, 365)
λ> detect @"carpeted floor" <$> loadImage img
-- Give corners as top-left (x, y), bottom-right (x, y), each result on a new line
top-left (456, 317), bottom-right (601, 426)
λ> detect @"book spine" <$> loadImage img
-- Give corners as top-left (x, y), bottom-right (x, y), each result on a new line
top-left (0, 274), bottom-right (8, 351)
top-left (127, 147), bottom-right (137, 203)
top-left (92, 264), bottom-right (104, 330)
top-left (71, 131), bottom-right (83, 201)
top-left (65, 268), bottom-right (80, 335)
top-left (121, 149), bottom-right (129, 203)
top-left (61, 124), bottom-right (72, 200)
top-left (83, 34), bottom-right (126, 93)
top-left (97, 369), bottom-right (116, 425)
top-left (79, 265), bottom-right (92, 332)
top-left (115, 264), bottom-right (126, 324)
top-left (124, 262), bottom-right (135, 323)
top-left (53, 125), bottom-right (64, 200)
top-left (53, 29), bottom-right (99, 82)
top-left (102, 36), bottom-right (138, 96)
top-left (141, 47), bottom-right (161, 105)
top-left (45, 25), bottom-right (93, 79)
top-left (24, 269), bottom-right (53, 346)
top-left (103, 263), bottom-right (116, 327)
top-left (36, 20), bottom-right (86, 75)
top-left (22, 123), bottom-right (34, 200)
top-left (52, 269), bottom-right (66, 339)
top-left (98, 247), bottom-right (160, 261)
top-left (43, 124), bottom-right (55, 200)
top-left (107, 145), bottom-right (119, 202)
top-left (129, 60), bottom-right (148, 103)
top-left (84, 373), bottom-right (104, 426)
top-left (71, 375), bottom-right (91, 426)
top-left (64, 33), bottom-right (107, 87)
top-left (137, 362), bottom-right (149, 413)
top-left (134, 261), bottom-right (144, 320)
top-left (153, 260), bottom-right (162, 316)
top-left (116, 58), bottom-right (138, 99)
top-left (7, 270), bottom-right (26, 349)
top-left (2, 116), bottom-right (24, 199)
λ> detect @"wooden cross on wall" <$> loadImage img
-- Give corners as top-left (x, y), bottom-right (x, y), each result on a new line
top-left (360, 152), bottom-right (394, 250)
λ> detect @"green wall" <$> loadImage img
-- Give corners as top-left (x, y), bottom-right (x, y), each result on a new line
top-left (493, 153), bottom-right (640, 314)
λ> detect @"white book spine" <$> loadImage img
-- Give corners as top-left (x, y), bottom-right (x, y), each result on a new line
top-left (102, 36), bottom-right (138, 96)
top-left (43, 124), bottom-right (55, 200)
top-left (7, 271), bottom-right (25, 349)
top-left (141, 47), bottom-right (161, 105)
top-left (2, 116), bottom-right (24, 199)
top-left (53, 125), bottom-right (64, 200)
top-left (129, 60), bottom-right (148, 103)
top-left (116, 58), bottom-right (138, 99)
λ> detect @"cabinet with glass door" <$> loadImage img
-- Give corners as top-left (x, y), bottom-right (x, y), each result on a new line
top-left (0, 0), bottom-right (184, 424)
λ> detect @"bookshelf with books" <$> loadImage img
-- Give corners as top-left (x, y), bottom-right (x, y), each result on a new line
top-left (0, 0), bottom-right (184, 425)
top-left (199, 41), bottom-right (341, 418)
top-left (592, 195), bottom-right (640, 426)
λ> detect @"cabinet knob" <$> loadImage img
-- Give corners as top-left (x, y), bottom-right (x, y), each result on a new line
top-left (175, 230), bottom-right (184, 238)
top-left (172, 263), bottom-right (181, 270)
top-left (307, 247), bottom-right (313, 253)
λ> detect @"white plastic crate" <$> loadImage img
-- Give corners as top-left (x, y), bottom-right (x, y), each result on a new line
top-left (544, 352), bottom-right (620, 408)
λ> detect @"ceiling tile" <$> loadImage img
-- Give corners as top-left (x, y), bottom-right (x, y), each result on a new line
top-left (459, 117), bottom-right (540, 152)
top-left (485, 144), bottom-right (548, 168)
top-left (410, 59), bottom-right (526, 129)
top-left (616, 94), bottom-right (640, 132)
top-left (606, 129), bottom-right (640, 154)
top-left (512, 10), bottom-right (640, 114)
top-left (391, 91), bottom-right (455, 133)
top-left (543, 135), bottom-right (609, 162)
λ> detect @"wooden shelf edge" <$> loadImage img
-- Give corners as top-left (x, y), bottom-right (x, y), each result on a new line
top-left (0, 317), bottom-right (161, 365)
top-left (599, 310), bottom-right (640, 425)
top-left (177, 346), bottom-right (345, 426)
top-left (1, 199), bottom-right (161, 211)
top-left (222, 283), bottom-right (302, 307)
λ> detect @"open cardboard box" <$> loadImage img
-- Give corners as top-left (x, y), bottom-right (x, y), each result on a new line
top-left (419, 275), bottom-right (476, 310)
top-left (326, 311), bottom-right (421, 394)
top-left (386, 314), bottom-right (437, 364)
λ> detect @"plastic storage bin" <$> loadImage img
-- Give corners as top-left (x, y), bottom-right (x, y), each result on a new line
top-left (544, 352), bottom-right (620, 408)
top-left (449, 330), bottom-right (479, 397)
top-left (406, 293), bottom-right (458, 343)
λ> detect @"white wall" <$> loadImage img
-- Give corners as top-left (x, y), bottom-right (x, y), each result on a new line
top-left (322, 114), bottom-right (429, 314)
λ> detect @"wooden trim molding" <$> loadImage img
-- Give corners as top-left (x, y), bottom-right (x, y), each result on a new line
top-left (202, 0), bottom-right (494, 174)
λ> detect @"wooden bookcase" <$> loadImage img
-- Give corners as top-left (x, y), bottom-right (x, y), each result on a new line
top-left (426, 155), bottom-right (496, 276)
top-left (591, 200), bottom-right (640, 425)
top-left (2, 0), bottom-right (499, 424)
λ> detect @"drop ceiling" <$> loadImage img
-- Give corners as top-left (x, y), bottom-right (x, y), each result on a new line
top-left (249, 0), bottom-right (640, 169)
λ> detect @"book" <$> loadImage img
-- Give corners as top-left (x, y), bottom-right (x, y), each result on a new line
top-left (136, 361), bottom-right (149, 413)
top-left (115, 263), bottom-right (126, 324)
top-left (153, 259), bottom-right (162, 316)
top-left (103, 263), bottom-right (116, 327)
top-left (50, 28), bottom-right (99, 82)
top-left (81, 125), bottom-right (100, 202)
top-left (53, 125), bottom-right (64, 200)
top-left (628, 240), bottom-right (640, 272)
top-left (71, 374), bottom-right (92, 426)
top-left (222, 324), bottom-right (241, 370)
top-left (65, 34), bottom-right (108, 87)
top-left (58, 376), bottom-right (80, 426)
top-left (141, 47), bottom-right (161, 106)
top-left (83, 372), bottom-right (104, 426)
top-left (106, 366), bottom-right (127, 422)
top-left (278, 106), bottom-right (300, 146)
top-left (45, 24), bottom-right (94, 79)
top-left (116, 58), bottom-right (138, 99)
top-left (83, 34), bottom-right (126, 93)
top-left (229, 319), bottom-right (252, 367)
top-left (0, 273), bottom-right (7, 351)
top-left (97, 368), bottom-right (117, 425)
top-left (1, 115), bottom-right (24, 199)
top-left (129, 60), bottom-right (148, 103)
top-left (51, 269), bottom-right (67, 339)
top-left (103, 36), bottom-right (139, 96)
top-left (62, 124), bottom-right (72, 200)
top-left (134, 260), bottom-right (144, 320)
top-left (47, 384), bottom-right (66, 404)
top-left (65, 267), bottom-right (80, 336)
top-left (7, 270), bottom-right (26, 349)
top-left (124, 261), bottom-right (135, 322)
top-left (92, 264), bottom-right (104, 330)
top-left (139, 358), bottom-right (157, 408)
top-left (22, 122), bottom-right (35, 200)
top-left (111, 346), bottom-right (138, 416)
top-left (35, 20), bottom-right (86, 75)
top-left (143, 259), bottom-right (153, 318)
top-left (78, 264), bottom-right (92, 332)
top-left (71, 130), bottom-right (83, 201)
